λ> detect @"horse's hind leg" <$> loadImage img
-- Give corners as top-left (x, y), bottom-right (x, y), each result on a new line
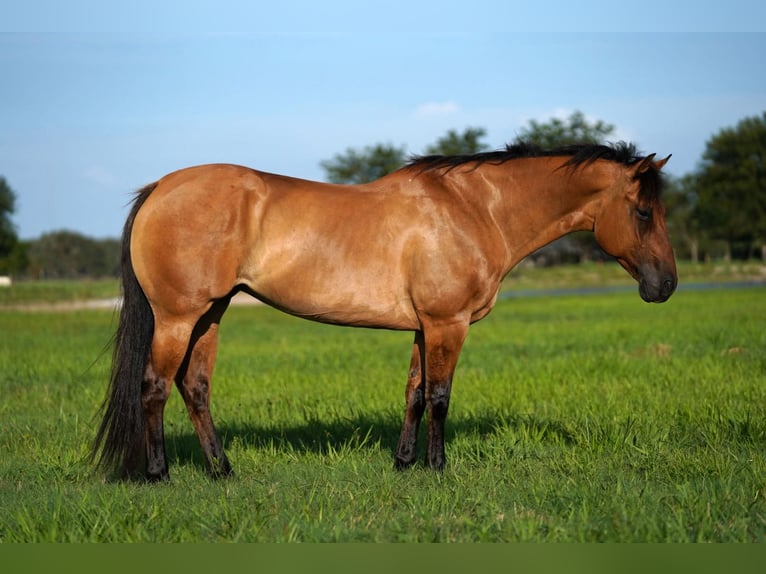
top-left (142, 317), bottom-right (196, 482)
top-left (175, 299), bottom-right (232, 478)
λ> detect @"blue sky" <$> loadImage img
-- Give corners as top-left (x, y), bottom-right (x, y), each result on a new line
top-left (2, 2), bottom-right (765, 239)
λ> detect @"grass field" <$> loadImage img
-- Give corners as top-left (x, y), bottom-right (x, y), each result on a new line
top-left (1, 267), bottom-right (765, 541)
top-left (0, 277), bottom-right (119, 306)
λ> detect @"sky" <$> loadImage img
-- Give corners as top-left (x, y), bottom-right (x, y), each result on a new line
top-left (1, 2), bottom-right (765, 240)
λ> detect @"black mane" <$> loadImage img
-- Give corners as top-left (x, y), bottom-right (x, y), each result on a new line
top-left (408, 141), bottom-right (644, 171)
top-left (407, 141), bottom-right (664, 200)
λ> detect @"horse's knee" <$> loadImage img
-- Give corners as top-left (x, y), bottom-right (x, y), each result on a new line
top-left (406, 384), bottom-right (426, 414)
top-left (428, 383), bottom-right (451, 421)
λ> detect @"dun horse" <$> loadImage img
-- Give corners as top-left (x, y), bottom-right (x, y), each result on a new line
top-left (92, 142), bottom-right (677, 481)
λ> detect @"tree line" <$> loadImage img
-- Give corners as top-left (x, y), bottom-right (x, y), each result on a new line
top-left (1, 111), bottom-right (764, 279)
top-left (0, 176), bottom-right (120, 279)
top-left (0, 225), bottom-right (119, 279)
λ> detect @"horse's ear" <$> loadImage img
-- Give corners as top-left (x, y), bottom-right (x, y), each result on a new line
top-left (653, 154), bottom-right (672, 171)
top-left (633, 153), bottom-right (657, 176)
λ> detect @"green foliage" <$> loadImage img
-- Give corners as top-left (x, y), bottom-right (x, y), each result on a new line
top-left (514, 110), bottom-right (616, 148)
top-left (694, 112), bottom-right (766, 258)
top-left (320, 127), bottom-right (491, 184)
top-left (1, 278), bottom-right (765, 541)
top-left (25, 230), bottom-right (120, 279)
top-left (662, 174), bottom-right (704, 261)
top-left (320, 143), bottom-right (407, 184)
top-left (0, 176), bottom-right (19, 273)
top-left (424, 127), bottom-right (490, 156)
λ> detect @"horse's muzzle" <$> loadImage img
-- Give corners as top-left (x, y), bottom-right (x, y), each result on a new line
top-left (638, 274), bottom-right (677, 303)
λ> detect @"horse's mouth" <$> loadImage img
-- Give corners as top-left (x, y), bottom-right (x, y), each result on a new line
top-left (638, 277), bottom-right (676, 303)
top-left (618, 258), bottom-right (677, 303)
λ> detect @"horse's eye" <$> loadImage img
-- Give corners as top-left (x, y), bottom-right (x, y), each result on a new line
top-left (636, 207), bottom-right (652, 221)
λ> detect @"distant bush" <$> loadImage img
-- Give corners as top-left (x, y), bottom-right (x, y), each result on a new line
top-left (22, 230), bottom-right (120, 279)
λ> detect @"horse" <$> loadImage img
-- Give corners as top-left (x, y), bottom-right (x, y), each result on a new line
top-left (92, 141), bottom-right (677, 481)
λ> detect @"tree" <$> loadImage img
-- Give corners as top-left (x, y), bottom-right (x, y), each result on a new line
top-left (320, 143), bottom-right (407, 184)
top-left (663, 174), bottom-right (703, 263)
top-left (320, 127), bottom-right (491, 184)
top-left (0, 177), bottom-right (20, 275)
top-left (694, 113), bottom-right (766, 260)
top-left (25, 230), bottom-right (120, 279)
top-left (424, 127), bottom-right (490, 156)
top-left (514, 110), bottom-right (616, 148)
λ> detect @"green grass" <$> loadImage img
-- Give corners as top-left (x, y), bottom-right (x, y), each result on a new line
top-left (1, 279), bottom-right (765, 541)
top-left (0, 278), bottom-right (119, 306)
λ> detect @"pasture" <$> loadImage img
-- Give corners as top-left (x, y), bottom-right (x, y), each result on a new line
top-left (1, 268), bottom-right (765, 541)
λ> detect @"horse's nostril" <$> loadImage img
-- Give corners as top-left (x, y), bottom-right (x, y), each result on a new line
top-left (661, 278), bottom-right (675, 298)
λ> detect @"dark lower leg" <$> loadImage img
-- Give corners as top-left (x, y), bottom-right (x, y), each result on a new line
top-left (395, 332), bottom-right (426, 469)
top-left (421, 320), bottom-right (467, 471)
top-left (394, 383), bottom-right (425, 469)
top-left (425, 380), bottom-right (452, 470)
top-left (179, 373), bottom-right (231, 478)
top-left (142, 319), bottom-right (197, 482)
top-left (142, 373), bottom-right (171, 481)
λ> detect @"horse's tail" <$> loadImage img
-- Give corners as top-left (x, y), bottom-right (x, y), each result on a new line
top-left (91, 182), bottom-right (157, 477)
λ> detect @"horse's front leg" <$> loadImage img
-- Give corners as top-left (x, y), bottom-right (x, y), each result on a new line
top-left (422, 319), bottom-right (469, 471)
top-left (394, 331), bottom-right (426, 469)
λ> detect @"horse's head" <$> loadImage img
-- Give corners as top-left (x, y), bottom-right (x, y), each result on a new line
top-left (593, 154), bottom-right (677, 303)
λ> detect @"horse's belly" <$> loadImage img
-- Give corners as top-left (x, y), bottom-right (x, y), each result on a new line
top-left (242, 256), bottom-right (419, 330)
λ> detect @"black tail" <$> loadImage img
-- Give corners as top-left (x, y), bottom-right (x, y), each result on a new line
top-left (91, 183), bottom-right (157, 478)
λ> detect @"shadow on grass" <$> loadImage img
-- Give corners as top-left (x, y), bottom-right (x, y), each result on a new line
top-left (164, 405), bottom-right (766, 476)
top-left (165, 411), bottom-right (578, 474)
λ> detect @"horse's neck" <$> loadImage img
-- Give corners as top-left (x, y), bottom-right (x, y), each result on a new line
top-left (467, 159), bottom-right (605, 270)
